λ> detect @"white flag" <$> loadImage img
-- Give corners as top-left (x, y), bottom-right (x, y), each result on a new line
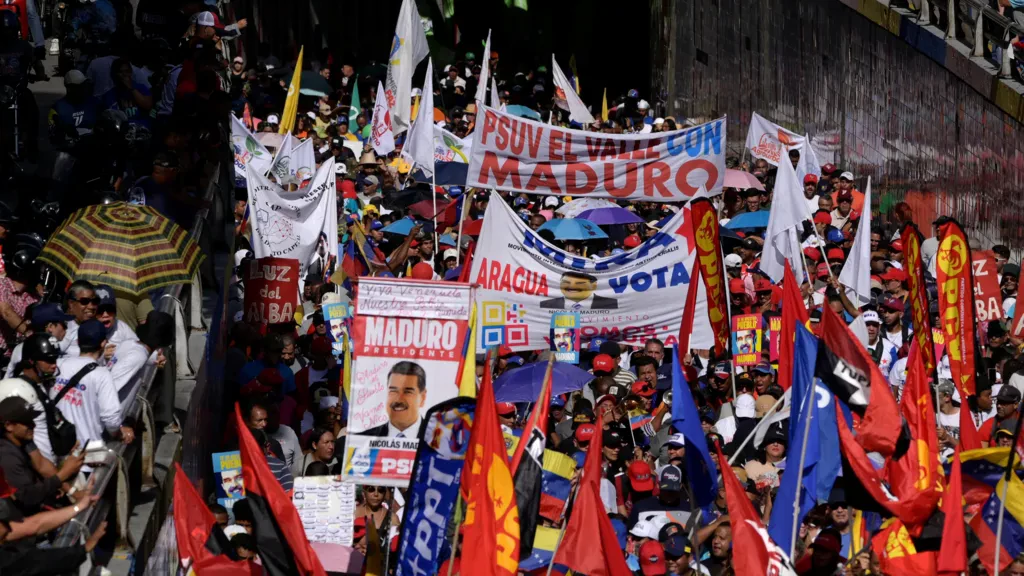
top-left (269, 132), bottom-right (296, 182)
top-left (551, 56), bottom-right (594, 125)
top-left (230, 115), bottom-right (272, 179)
top-left (370, 80), bottom-right (396, 156)
top-left (383, 0), bottom-right (429, 135)
top-left (432, 125), bottom-right (473, 164)
top-left (475, 30), bottom-right (491, 105)
top-left (839, 176), bottom-right (872, 306)
top-left (289, 138), bottom-right (316, 185)
top-left (490, 75), bottom-right (499, 108)
top-left (247, 157), bottom-right (339, 289)
top-left (745, 112), bottom-right (806, 167)
top-left (760, 153), bottom-right (808, 283)
top-left (795, 133), bottom-right (822, 186)
top-left (404, 59), bottom-right (435, 174)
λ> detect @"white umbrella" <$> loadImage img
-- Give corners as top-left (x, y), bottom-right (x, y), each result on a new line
top-left (556, 198), bottom-right (619, 218)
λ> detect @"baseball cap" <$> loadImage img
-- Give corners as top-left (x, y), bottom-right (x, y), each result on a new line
top-left (370, 220), bottom-right (384, 231)
top-left (193, 11), bottom-right (219, 28)
top-left (826, 230), bottom-right (847, 244)
top-left (713, 362), bottom-right (731, 378)
top-left (741, 237), bottom-right (760, 251)
top-left (77, 319), bottom-right (107, 349)
top-left (881, 268), bottom-right (908, 283)
top-left (816, 262), bottom-right (830, 279)
top-left (735, 394), bottom-right (756, 418)
top-left (658, 522), bottom-right (684, 542)
top-left (827, 247), bottom-right (845, 262)
top-left (0, 396), bottom-right (40, 426)
top-left (592, 354), bottom-right (616, 373)
top-left (266, 114), bottom-right (280, 124)
top-left (628, 461), bottom-right (656, 492)
top-left (753, 278), bottom-right (773, 293)
top-left (544, 196), bottom-right (560, 207)
top-left (836, 189), bottom-right (854, 202)
top-left (803, 174), bottom-right (818, 185)
top-left (603, 429), bottom-right (624, 449)
top-left (861, 310), bottom-right (881, 324)
top-left (752, 361), bottom-right (774, 375)
top-left (662, 533), bottom-right (692, 557)
top-left (659, 465), bottom-right (683, 492)
top-left (32, 303), bottom-right (72, 326)
top-left (574, 423), bottom-right (596, 443)
top-left (803, 247), bottom-right (821, 262)
top-left (64, 70), bottom-right (87, 87)
top-left (728, 278), bottom-right (746, 295)
top-left (95, 284), bottom-right (117, 309)
top-left (880, 297), bottom-right (904, 311)
top-left (996, 386), bottom-right (1021, 405)
top-left (631, 519), bottom-right (660, 540)
top-left (724, 253), bottom-right (742, 268)
top-left (822, 163), bottom-right (838, 175)
top-left (624, 234), bottom-right (642, 249)
top-left (666, 433), bottom-right (686, 448)
top-left (588, 336), bottom-right (609, 353)
top-left (639, 541), bottom-right (667, 575)
top-left (891, 239), bottom-right (903, 251)
top-left (814, 530), bottom-right (843, 554)
top-left (839, 171), bottom-right (854, 181)
top-left (632, 380), bottom-right (656, 398)
top-left (813, 211), bottom-right (832, 225)
top-left (550, 396), bottom-right (566, 408)
top-left (595, 394), bottom-right (618, 409)
top-left (443, 248), bottom-right (458, 261)
top-left (496, 402), bottom-right (517, 417)
top-left (936, 381), bottom-right (956, 397)
top-left (996, 419), bottom-right (1018, 438)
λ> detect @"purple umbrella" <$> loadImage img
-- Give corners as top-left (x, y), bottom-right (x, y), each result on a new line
top-left (575, 206), bottom-right (646, 225)
top-left (493, 361), bottom-right (594, 402)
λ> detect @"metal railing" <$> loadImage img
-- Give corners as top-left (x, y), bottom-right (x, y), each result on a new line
top-left (51, 161), bottom-right (225, 553)
top-left (905, 0), bottom-right (1024, 77)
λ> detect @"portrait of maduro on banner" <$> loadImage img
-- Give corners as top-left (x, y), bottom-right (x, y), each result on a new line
top-left (341, 277), bottom-right (473, 487)
top-left (468, 104), bottom-right (726, 201)
top-left (550, 311), bottom-right (580, 364)
top-left (732, 314), bottom-right (762, 367)
top-left (472, 191), bottom-right (715, 352)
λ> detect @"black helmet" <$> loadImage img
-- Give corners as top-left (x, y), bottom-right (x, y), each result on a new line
top-left (13, 232), bottom-right (44, 253)
top-left (95, 109), bottom-right (128, 141)
top-left (23, 333), bottom-right (60, 364)
top-left (3, 249), bottom-right (38, 281)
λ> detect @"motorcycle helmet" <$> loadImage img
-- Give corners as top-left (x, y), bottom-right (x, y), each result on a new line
top-left (94, 109), bottom-right (129, 142)
top-left (3, 249), bottom-right (39, 283)
top-left (0, 378), bottom-right (39, 405)
top-left (13, 232), bottom-right (45, 254)
top-left (23, 333), bottom-right (60, 364)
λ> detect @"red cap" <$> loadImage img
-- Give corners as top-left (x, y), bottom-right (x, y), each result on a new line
top-left (881, 297), bottom-right (904, 311)
top-left (240, 379), bottom-right (272, 397)
top-left (574, 423), bottom-right (596, 443)
top-left (803, 247), bottom-right (821, 262)
top-left (310, 336), bottom-right (333, 357)
top-left (827, 248), bottom-right (845, 261)
top-left (813, 211), bottom-right (832, 225)
top-left (339, 180), bottom-right (357, 199)
top-left (639, 541), bottom-right (668, 575)
top-left (822, 163), bottom-right (837, 175)
top-left (593, 353), bottom-right (616, 373)
top-left (257, 368), bottom-right (284, 387)
top-left (881, 268), bottom-right (907, 282)
top-left (816, 262), bottom-right (830, 279)
top-left (595, 394), bottom-right (618, 409)
top-left (728, 278), bottom-right (746, 295)
top-left (624, 234), bottom-right (642, 249)
top-left (837, 190), bottom-right (854, 202)
top-left (628, 461), bottom-right (656, 492)
top-left (410, 262), bottom-right (435, 280)
top-left (814, 531), bottom-right (843, 554)
top-left (803, 174), bottom-right (819, 185)
top-left (754, 278), bottom-right (773, 293)
top-left (496, 402), bottom-right (517, 417)
top-left (891, 240), bottom-right (903, 251)
top-left (498, 345), bottom-right (515, 357)
top-left (632, 380), bottom-right (656, 398)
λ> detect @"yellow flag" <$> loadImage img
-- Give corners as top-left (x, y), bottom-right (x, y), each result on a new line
top-left (458, 305), bottom-right (477, 397)
top-left (601, 87), bottom-right (608, 122)
top-left (279, 46), bottom-right (304, 135)
top-left (342, 327), bottom-right (352, 401)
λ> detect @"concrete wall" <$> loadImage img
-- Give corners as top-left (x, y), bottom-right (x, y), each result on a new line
top-left (656, 0), bottom-right (1024, 248)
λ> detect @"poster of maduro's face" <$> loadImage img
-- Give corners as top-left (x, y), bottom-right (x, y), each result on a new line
top-left (550, 311), bottom-right (581, 363)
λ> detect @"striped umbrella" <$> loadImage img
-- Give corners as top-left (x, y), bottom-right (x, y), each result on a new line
top-left (38, 202), bottom-right (204, 296)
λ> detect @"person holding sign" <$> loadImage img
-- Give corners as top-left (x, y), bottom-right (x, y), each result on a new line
top-left (363, 361), bottom-right (428, 438)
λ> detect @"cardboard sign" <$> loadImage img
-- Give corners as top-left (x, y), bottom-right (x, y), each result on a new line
top-left (768, 315), bottom-right (781, 362)
top-left (550, 311), bottom-right (581, 364)
top-left (972, 253), bottom-right (1003, 323)
top-left (323, 302), bottom-right (353, 356)
top-left (212, 451), bottom-right (244, 516)
top-left (732, 314), bottom-right (763, 367)
top-left (244, 257), bottom-right (300, 325)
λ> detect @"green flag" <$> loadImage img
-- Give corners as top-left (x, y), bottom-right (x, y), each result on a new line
top-left (504, 0), bottom-right (528, 9)
top-left (349, 79), bottom-right (360, 134)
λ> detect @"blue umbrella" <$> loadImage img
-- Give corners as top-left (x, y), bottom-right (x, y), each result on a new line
top-left (494, 361), bottom-right (594, 402)
top-left (439, 233), bottom-right (457, 247)
top-left (724, 210), bottom-right (770, 230)
top-left (381, 219), bottom-right (417, 236)
top-left (575, 207), bottom-right (645, 226)
top-left (538, 218), bottom-right (609, 241)
top-left (506, 105), bottom-right (542, 121)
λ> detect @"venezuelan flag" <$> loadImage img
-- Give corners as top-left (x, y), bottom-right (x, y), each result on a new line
top-left (970, 470), bottom-right (1024, 575)
top-left (540, 450), bottom-right (576, 521)
top-left (850, 510), bottom-right (882, 556)
top-left (628, 409), bottom-right (653, 431)
top-left (954, 447), bottom-right (1014, 507)
top-left (518, 526), bottom-right (569, 573)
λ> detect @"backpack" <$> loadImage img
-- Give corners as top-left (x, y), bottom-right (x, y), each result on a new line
top-left (39, 363), bottom-right (98, 458)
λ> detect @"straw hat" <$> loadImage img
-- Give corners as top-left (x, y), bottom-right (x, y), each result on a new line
top-left (358, 150), bottom-right (378, 166)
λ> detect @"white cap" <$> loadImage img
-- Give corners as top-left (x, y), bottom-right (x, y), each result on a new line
top-left (653, 117), bottom-right (665, 125)
top-left (223, 525), bottom-right (248, 538)
top-left (233, 249), bottom-right (251, 267)
top-left (319, 395), bottom-right (340, 410)
top-left (232, 310), bottom-right (244, 323)
top-left (267, 114), bottom-right (280, 124)
top-left (639, 124), bottom-right (652, 134)
top-left (666, 433), bottom-right (686, 447)
top-left (544, 196), bottom-right (560, 207)
top-left (735, 393), bottom-right (756, 418)
top-left (411, 88), bottom-right (422, 97)
top-left (193, 11), bottom-right (216, 27)
top-left (637, 99), bottom-right (650, 110)
top-left (443, 248), bottom-right (458, 261)
top-left (861, 310), bottom-right (881, 324)
top-left (724, 253), bottom-right (743, 268)
top-left (64, 70), bottom-right (87, 87)
top-left (306, 111), bottom-right (317, 120)
top-left (629, 520), bottom-right (660, 539)
top-left (334, 163), bottom-right (347, 175)
top-left (840, 171), bottom-right (854, 181)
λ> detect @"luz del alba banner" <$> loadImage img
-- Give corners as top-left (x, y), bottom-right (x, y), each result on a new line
top-left (471, 191), bottom-right (713, 351)
top-left (467, 104), bottom-right (726, 201)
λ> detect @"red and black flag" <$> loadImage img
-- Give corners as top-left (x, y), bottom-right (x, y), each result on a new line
top-left (234, 404), bottom-right (327, 576)
top-left (172, 462), bottom-right (258, 575)
top-left (509, 357), bottom-right (554, 557)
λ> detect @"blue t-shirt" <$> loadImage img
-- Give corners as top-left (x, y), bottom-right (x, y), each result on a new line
top-left (238, 360), bottom-right (297, 395)
top-left (49, 97), bottom-right (100, 137)
top-left (100, 83), bottom-right (152, 128)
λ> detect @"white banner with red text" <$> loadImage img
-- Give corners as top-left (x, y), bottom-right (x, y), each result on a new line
top-left (744, 112), bottom-right (830, 167)
top-left (467, 104), bottom-right (726, 201)
top-left (471, 191), bottom-right (713, 351)
top-left (341, 278), bottom-right (472, 487)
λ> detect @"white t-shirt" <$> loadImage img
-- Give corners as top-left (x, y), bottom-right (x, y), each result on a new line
top-left (106, 339), bottom-right (151, 416)
top-left (270, 425), bottom-right (302, 471)
top-left (106, 320), bottom-right (138, 348)
top-left (53, 356), bottom-right (122, 445)
top-left (62, 320), bottom-right (80, 357)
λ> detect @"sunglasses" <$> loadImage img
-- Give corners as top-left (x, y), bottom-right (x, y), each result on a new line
top-left (364, 486), bottom-right (386, 494)
top-left (72, 297), bottom-right (101, 306)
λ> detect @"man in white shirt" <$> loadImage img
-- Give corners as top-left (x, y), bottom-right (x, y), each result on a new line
top-left (803, 174), bottom-right (820, 217)
top-left (52, 320), bottom-right (132, 448)
top-left (94, 285), bottom-right (138, 364)
top-left (5, 304), bottom-right (74, 379)
top-left (863, 311), bottom-right (898, 375)
top-left (880, 297), bottom-right (910, 350)
top-left (107, 311), bottom-right (173, 416)
top-left (61, 280), bottom-right (100, 357)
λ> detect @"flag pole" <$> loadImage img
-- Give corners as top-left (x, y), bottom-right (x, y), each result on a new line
top-left (545, 481), bottom-right (579, 576)
top-left (727, 395), bottom-right (785, 466)
top-left (789, 388), bottom-right (815, 559)
top-left (994, 478), bottom-right (1009, 573)
top-left (455, 194), bottom-right (469, 267)
top-left (447, 495), bottom-right (463, 576)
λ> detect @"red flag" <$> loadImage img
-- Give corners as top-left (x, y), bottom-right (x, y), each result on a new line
top-left (935, 219), bottom-right (979, 396)
top-left (836, 406), bottom-right (905, 519)
top-left (958, 395), bottom-right (983, 451)
top-left (937, 448), bottom-right (967, 574)
top-left (818, 306), bottom-right (902, 456)
top-left (677, 262), bottom-right (700, 351)
top-left (713, 444), bottom-right (797, 575)
top-left (458, 240), bottom-right (476, 283)
top-left (900, 223), bottom-right (939, 381)
top-left (553, 400), bottom-right (633, 576)
top-left (1010, 264), bottom-right (1024, 339)
top-left (460, 351), bottom-right (521, 576)
top-left (886, 342), bottom-right (943, 526)
top-left (172, 463), bottom-right (258, 575)
top-left (234, 405), bottom-right (326, 576)
top-left (871, 519), bottom-right (937, 576)
top-left (689, 198), bottom-right (730, 355)
top-left (778, 264), bottom-right (809, 391)
top-left (509, 358), bottom-right (553, 556)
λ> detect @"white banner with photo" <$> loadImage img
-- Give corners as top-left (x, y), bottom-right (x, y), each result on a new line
top-left (231, 115), bottom-right (272, 180)
top-left (471, 191), bottom-right (713, 351)
top-left (433, 126), bottom-right (474, 164)
top-left (341, 278), bottom-right (472, 487)
top-left (246, 157), bottom-right (338, 288)
top-left (744, 112), bottom-right (829, 168)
